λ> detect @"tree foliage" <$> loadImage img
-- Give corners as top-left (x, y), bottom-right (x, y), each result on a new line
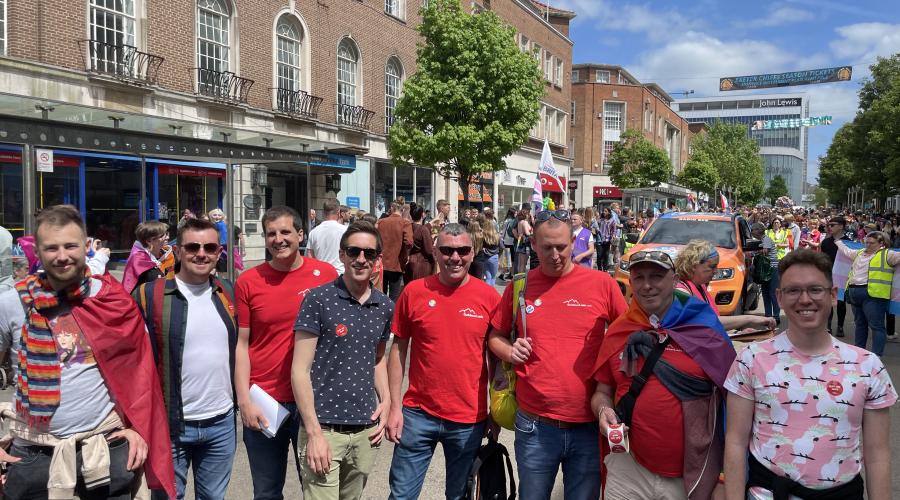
top-left (607, 129), bottom-right (672, 189)
top-left (387, 0), bottom-right (544, 201)
top-left (765, 175), bottom-right (790, 204)
top-left (688, 121), bottom-right (765, 205)
top-left (678, 149), bottom-right (719, 195)
top-left (817, 54), bottom-right (900, 206)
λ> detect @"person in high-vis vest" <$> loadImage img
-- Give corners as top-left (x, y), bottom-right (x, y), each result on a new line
top-left (766, 218), bottom-right (791, 261)
top-left (837, 231), bottom-right (900, 357)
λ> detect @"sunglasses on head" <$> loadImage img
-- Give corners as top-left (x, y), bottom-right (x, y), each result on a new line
top-left (343, 246), bottom-right (379, 261)
top-left (535, 210), bottom-right (570, 224)
top-left (182, 242), bottom-right (221, 254)
top-left (438, 246), bottom-right (472, 257)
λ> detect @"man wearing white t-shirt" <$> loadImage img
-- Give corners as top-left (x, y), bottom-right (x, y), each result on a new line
top-left (306, 198), bottom-right (348, 274)
top-left (134, 217), bottom-right (239, 500)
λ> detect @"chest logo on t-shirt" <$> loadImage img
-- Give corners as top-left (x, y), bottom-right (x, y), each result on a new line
top-left (335, 324), bottom-right (349, 337)
top-left (298, 288), bottom-right (311, 296)
top-left (459, 308), bottom-right (484, 319)
top-left (826, 380), bottom-right (843, 397)
top-left (428, 299), bottom-right (436, 307)
top-left (563, 298), bottom-right (590, 308)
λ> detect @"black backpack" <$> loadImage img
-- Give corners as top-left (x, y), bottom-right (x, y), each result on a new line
top-left (465, 438), bottom-right (516, 500)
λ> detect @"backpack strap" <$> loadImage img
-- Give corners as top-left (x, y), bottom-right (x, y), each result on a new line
top-left (614, 335), bottom-right (671, 427)
top-left (466, 438), bottom-right (517, 500)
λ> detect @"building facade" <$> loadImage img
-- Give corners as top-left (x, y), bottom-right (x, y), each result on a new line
top-left (569, 63), bottom-right (692, 212)
top-left (674, 93), bottom-right (809, 204)
top-left (0, 0), bottom-right (573, 269)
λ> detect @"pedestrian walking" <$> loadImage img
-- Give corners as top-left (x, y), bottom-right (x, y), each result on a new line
top-left (306, 198), bottom-right (349, 274)
top-left (122, 220), bottom-right (174, 294)
top-left (376, 202), bottom-right (413, 301)
top-left (571, 210), bottom-right (593, 268)
top-left (477, 215), bottom-right (501, 286)
top-left (821, 216), bottom-right (850, 337)
top-left (403, 204), bottom-right (435, 284)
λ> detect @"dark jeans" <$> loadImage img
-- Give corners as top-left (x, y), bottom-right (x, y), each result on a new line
top-left (383, 271), bottom-right (405, 302)
top-left (242, 402), bottom-right (302, 500)
top-left (829, 300), bottom-right (847, 333)
top-left (5, 438), bottom-right (135, 500)
top-left (761, 271), bottom-right (780, 319)
top-left (848, 286), bottom-right (889, 356)
top-left (595, 242), bottom-right (611, 271)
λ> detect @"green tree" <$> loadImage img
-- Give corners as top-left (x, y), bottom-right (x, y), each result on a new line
top-left (387, 0), bottom-right (544, 205)
top-left (607, 129), bottom-right (672, 189)
top-left (678, 149), bottom-right (719, 197)
top-left (818, 123), bottom-right (856, 204)
top-left (813, 186), bottom-right (829, 207)
top-left (764, 175), bottom-right (790, 204)
top-left (689, 121), bottom-right (765, 204)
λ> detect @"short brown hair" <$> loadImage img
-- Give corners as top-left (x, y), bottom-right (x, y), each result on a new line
top-left (778, 249), bottom-right (832, 284)
top-left (262, 205), bottom-right (302, 232)
top-left (35, 205), bottom-right (86, 243)
top-left (340, 220), bottom-right (382, 254)
top-left (135, 221), bottom-right (169, 246)
top-left (177, 218), bottom-right (219, 246)
top-left (322, 198), bottom-right (340, 216)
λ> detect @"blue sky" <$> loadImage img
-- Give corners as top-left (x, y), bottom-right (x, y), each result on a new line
top-left (552, 0), bottom-right (900, 186)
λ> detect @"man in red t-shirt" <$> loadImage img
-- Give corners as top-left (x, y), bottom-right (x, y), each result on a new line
top-left (487, 210), bottom-right (626, 500)
top-left (385, 223), bottom-right (500, 499)
top-left (234, 206), bottom-right (337, 500)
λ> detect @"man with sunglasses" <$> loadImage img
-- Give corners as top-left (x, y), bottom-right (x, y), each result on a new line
top-left (724, 249), bottom-right (896, 500)
top-left (291, 221), bottom-right (393, 499)
top-left (821, 216), bottom-right (850, 337)
top-left (133, 217), bottom-right (238, 500)
top-left (488, 209), bottom-right (627, 500)
top-left (385, 223), bottom-right (501, 499)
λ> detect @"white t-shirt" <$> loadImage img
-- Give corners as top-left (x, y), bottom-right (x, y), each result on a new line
top-left (176, 277), bottom-right (233, 420)
top-left (306, 220), bottom-right (348, 274)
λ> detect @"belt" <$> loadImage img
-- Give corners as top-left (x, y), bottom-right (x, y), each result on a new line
top-left (319, 421), bottom-right (377, 434)
top-left (518, 410), bottom-right (592, 429)
top-left (848, 284), bottom-right (867, 288)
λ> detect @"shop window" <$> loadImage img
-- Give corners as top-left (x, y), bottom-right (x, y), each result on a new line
top-left (415, 167), bottom-right (432, 209)
top-left (197, 0), bottom-right (231, 75)
top-left (337, 38), bottom-right (360, 122)
top-left (0, 151), bottom-right (24, 238)
top-left (83, 158), bottom-right (142, 254)
top-left (155, 165), bottom-right (224, 229)
top-left (385, 57), bottom-right (403, 132)
top-left (275, 14), bottom-right (303, 92)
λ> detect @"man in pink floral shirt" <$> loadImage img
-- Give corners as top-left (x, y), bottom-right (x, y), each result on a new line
top-left (724, 249), bottom-right (896, 500)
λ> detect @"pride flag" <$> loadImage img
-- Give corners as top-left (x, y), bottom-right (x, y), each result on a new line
top-left (832, 241), bottom-right (900, 314)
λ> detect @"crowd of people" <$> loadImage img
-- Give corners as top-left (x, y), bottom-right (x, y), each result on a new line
top-left (0, 199), bottom-right (897, 500)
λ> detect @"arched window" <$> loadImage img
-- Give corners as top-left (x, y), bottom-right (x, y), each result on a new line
top-left (276, 15), bottom-right (302, 91)
top-left (337, 38), bottom-right (360, 111)
top-left (197, 0), bottom-right (230, 74)
top-left (384, 57), bottom-right (403, 132)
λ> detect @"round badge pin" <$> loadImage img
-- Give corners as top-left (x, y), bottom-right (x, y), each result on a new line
top-left (525, 304), bottom-right (535, 314)
top-left (335, 324), bottom-right (348, 337)
top-left (826, 380), bottom-right (843, 397)
top-left (534, 299), bottom-right (542, 307)
top-left (313, 269), bottom-right (321, 276)
top-left (428, 299), bottom-right (436, 307)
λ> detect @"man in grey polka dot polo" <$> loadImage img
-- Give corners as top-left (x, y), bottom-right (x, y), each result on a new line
top-left (291, 221), bottom-right (393, 499)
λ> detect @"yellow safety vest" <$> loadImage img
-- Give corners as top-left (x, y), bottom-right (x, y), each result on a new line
top-left (848, 249), bottom-right (894, 300)
top-left (766, 229), bottom-right (789, 260)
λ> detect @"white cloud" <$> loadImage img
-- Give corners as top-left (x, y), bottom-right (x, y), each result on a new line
top-left (829, 22), bottom-right (900, 62)
top-left (736, 6), bottom-right (816, 29)
top-left (553, 0), bottom-right (698, 42)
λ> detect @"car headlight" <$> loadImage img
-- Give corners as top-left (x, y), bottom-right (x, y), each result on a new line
top-left (712, 268), bottom-right (734, 281)
top-left (618, 261), bottom-right (630, 274)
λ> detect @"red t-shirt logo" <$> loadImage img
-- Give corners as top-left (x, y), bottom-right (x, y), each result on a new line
top-left (335, 324), bottom-right (348, 337)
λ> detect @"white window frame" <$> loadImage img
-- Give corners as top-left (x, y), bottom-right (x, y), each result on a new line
top-left (385, 57), bottom-right (403, 133)
top-left (0, 0), bottom-right (6, 55)
top-left (543, 51), bottom-right (553, 81)
top-left (385, 0), bottom-right (404, 19)
top-left (603, 101), bottom-right (624, 131)
top-left (554, 57), bottom-right (563, 87)
top-left (595, 70), bottom-right (610, 83)
top-left (532, 43), bottom-right (542, 65)
top-left (337, 37), bottom-right (361, 111)
top-left (602, 140), bottom-right (616, 168)
top-left (519, 34), bottom-right (529, 52)
top-left (617, 72), bottom-right (626, 84)
top-left (197, 0), bottom-right (231, 74)
top-left (275, 14), bottom-right (303, 92)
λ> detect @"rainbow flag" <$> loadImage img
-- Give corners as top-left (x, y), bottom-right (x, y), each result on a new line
top-left (833, 241), bottom-right (900, 314)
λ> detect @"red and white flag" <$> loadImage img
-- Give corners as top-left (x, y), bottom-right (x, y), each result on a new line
top-left (720, 193), bottom-right (729, 210)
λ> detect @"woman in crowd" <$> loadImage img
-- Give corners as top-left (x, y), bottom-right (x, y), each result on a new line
top-left (513, 206), bottom-right (533, 273)
top-left (593, 207), bottom-right (616, 271)
top-left (122, 220), bottom-right (174, 293)
top-left (466, 218), bottom-right (486, 280)
top-left (477, 214), bottom-right (501, 285)
top-left (404, 203), bottom-right (435, 283)
top-left (766, 218), bottom-right (791, 261)
top-left (500, 207), bottom-right (517, 280)
top-left (674, 239), bottom-right (776, 332)
top-left (571, 209), bottom-right (593, 268)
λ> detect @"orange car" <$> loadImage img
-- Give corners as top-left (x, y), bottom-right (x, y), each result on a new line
top-left (614, 212), bottom-right (761, 316)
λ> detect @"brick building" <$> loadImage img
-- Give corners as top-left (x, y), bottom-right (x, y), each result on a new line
top-left (569, 63), bottom-right (692, 212)
top-left (0, 0), bottom-right (572, 269)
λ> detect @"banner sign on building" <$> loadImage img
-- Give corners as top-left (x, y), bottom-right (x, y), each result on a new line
top-left (719, 66), bottom-right (852, 91)
top-left (757, 97), bottom-right (801, 107)
top-left (751, 115), bottom-right (833, 130)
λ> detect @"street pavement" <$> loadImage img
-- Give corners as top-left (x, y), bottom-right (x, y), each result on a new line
top-left (4, 282), bottom-right (900, 499)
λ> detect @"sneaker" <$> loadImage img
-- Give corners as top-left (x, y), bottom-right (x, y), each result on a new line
top-left (887, 335), bottom-right (900, 343)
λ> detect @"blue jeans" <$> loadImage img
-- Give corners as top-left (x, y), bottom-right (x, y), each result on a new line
top-left (242, 402), bottom-right (302, 500)
top-left (388, 407), bottom-right (486, 500)
top-left (849, 286), bottom-right (890, 356)
top-left (169, 408), bottom-right (236, 500)
top-left (514, 410), bottom-right (600, 500)
top-left (483, 255), bottom-right (499, 286)
top-left (761, 271), bottom-right (780, 319)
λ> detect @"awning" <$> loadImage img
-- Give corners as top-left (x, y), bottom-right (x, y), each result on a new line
top-left (540, 174), bottom-right (567, 193)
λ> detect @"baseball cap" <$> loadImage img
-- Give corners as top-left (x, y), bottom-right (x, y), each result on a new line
top-left (628, 250), bottom-right (674, 271)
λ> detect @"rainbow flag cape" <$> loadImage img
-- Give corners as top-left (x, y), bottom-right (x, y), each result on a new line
top-left (833, 241), bottom-right (900, 315)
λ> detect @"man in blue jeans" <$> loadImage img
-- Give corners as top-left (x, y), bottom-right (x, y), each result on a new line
top-left (386, 224), bottom-right (501, 499)
top-left (488, 211), bottom-right (627, 499)
top-left (134, 218), bottom-right (238, 499)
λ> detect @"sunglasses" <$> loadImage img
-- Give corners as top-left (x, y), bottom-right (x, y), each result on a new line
top-left (438, 246), bottom-right (473, 257)
top-left (535, 210), bottom-right (570, 224)
top-left (629, 250), bottom-right (674, 267)
top-left (182, 242), bottom-right (221, 254)
top-left (344, 246), bottom-right (379, 261)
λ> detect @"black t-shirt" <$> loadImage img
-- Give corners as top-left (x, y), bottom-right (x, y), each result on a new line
top-left (821, 235), bottom-right (850, 264)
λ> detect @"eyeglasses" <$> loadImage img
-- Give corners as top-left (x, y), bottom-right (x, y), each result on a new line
top-left (535, 210), bottom-right (570, 224)
top-left (438, 246), bottom-right (472, 257)
top-left (182, 242), bottom-right (221, 254)
top-left (779, 286), bottom-right (829, 300)
top-left (344, 246), bottom-right (379, 261)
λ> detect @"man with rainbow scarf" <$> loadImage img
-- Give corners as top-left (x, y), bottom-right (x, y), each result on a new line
top-left (592, 249), bottom-right (735, 499)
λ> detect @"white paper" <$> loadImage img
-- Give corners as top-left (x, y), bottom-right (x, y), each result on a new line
top-left (249, 384), bottom-right (290, 438)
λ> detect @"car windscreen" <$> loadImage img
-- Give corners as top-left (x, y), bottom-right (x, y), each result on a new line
top-left (640, 219), bottom-right (736, 249)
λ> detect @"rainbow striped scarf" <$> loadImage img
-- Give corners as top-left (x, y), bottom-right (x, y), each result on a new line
top-left (14, 269), bottom-right (92, 426)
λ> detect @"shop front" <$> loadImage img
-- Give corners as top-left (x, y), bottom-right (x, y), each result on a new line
top-left (593, 185), bottom-right (623, 211)
top-left (539, 173), bottom-right (567, 209)
top-left (498, 169), bottom-right (534, 216)
top-left (372, 161), bottom-right (434, 215)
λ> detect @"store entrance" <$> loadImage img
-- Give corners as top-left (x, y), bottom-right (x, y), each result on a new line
top-left (155, 164), bottom-right (224, 227)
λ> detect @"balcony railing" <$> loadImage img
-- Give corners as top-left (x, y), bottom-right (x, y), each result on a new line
top-left (271, 88), bottom-right (323, 119)
top-left (79, 39), bottom-right (164, 85)
top-left (336, 103), bottom-right (375, 130)
top-left (194, 68), bottom-right (254, 104)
